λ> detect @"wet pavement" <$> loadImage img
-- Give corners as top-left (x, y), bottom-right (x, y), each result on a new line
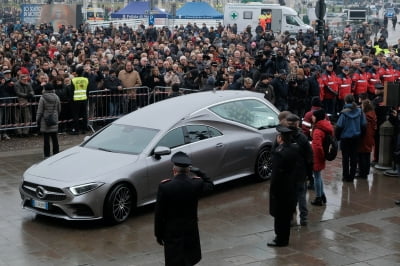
top-left (0, 136), bottom-right (400, 266)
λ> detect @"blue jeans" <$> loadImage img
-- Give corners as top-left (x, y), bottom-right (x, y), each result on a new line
top-left (109, 102), bottom-right (120, 117)
top-left (296, 182), bottom-right (308, 221)
top-left (313, 170), bottom-right (324, 197)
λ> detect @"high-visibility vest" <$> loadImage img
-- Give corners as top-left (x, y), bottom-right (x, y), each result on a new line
top-left (72, 77), bottom-right (89, 101)
top-left (374, 45), bottom-right (390, 55)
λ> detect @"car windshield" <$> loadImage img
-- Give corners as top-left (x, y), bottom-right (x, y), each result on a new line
top-left (209, 99), bottom-right (279, 129)
top-left (83, 124), bottom-right (159, 154)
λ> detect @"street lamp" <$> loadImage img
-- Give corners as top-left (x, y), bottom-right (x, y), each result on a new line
top-left (315, 0), bottom-right (326, 61)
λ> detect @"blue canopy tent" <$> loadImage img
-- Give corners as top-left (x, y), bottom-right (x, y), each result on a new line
top-left (175, 2), bottom-right (223, 19)
top-left (111, 2), bottom-right (168, 19)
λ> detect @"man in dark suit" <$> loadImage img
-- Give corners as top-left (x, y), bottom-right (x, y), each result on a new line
top-left (268, 125), bottom-right (300, 247)
top-left (154, 151), bottom-right (214, 266)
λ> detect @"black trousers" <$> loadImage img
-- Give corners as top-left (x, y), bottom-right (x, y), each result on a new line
top-left (71, 100), bottom-right (88, 132)
top-left (341, 137), bottom-right (360, 180)
top-left (43, 132), bottom-right (59, 157)
top-left (358, 152), bottom-right (371, 177)
top-left (274, 212), bottom-right (292, 245)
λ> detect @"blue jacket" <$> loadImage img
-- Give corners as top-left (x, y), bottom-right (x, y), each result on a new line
top-left (336, 104), bottom-right (366, 139)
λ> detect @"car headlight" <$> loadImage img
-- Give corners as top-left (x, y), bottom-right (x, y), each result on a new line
top-left (69, 182), bottom-right (104, 196)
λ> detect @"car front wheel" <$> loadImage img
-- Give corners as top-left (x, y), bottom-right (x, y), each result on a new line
top-left (104, 183), bottom-right (134, 225)
top-left (255, 147), bottom-right (272, 181)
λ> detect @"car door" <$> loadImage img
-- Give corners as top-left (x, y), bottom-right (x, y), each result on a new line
top-left (143, 127), bottom-right (191, 204)
top-left (183, 124), bottom-right (226, 181)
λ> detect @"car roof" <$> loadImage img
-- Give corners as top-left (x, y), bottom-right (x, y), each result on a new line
top-left (116, 90), bottom-right (268, 131)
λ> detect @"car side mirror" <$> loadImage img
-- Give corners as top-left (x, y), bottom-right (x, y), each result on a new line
top-left (153, 146), bottom-right (171, 160)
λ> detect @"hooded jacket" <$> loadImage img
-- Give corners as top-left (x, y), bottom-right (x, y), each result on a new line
top-left (312, 119), bottom-right (334, 171)
top-left (335, 104), bottom-right (366, 139)
top-left (358, 110), bottom-right (377, 153)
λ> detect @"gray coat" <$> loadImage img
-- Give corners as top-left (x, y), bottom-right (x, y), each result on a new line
top-left (36, 90), bottom-right (61, 133)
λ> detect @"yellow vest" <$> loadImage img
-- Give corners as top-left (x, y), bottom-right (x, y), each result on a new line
top-left (72, 77), bottom-right (89, 101)
top-left (374, 45), bottom-right (390, 55)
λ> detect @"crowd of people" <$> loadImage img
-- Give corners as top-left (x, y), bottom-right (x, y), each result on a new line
top-left (0, 14), bottom-right (399, 262)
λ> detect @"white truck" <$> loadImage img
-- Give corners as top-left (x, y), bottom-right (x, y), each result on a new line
top-left (224, 3), bottom-right (312, 34)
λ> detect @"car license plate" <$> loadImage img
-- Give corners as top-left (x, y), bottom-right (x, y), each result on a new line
top-left (32, 199), bottom-right (48, 210)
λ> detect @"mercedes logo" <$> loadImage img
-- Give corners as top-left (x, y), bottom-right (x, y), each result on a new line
top-left (36, 186), bottom-right (47, 199)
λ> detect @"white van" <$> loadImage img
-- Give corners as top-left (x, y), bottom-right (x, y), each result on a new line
top-left (224, 3), bottom-right (312, 34)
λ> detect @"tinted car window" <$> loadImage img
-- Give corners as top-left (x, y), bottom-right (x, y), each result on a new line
top-left (187, 125), bottom-right (209, 143)
top-left (84, 124), bottom-right (158, 154)
top-left (209, 99), bottom-right (279, 129)
top-left (157, 127), bottom-right (186, 149)
top-left (186, 125), bottom-right (222, 143)
top-left (208, 127), bottom-right (223, 138)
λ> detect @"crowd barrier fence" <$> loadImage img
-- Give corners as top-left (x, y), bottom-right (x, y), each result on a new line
top-left (0, 86), bottom-right (200, 134)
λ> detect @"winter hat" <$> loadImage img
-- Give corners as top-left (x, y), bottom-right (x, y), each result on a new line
top-left (20, 67), bottom-right (30, 75)
top-left (313, 109), bottom-right (326, 122)
top-left (311, 96), bottom-right (322, 107)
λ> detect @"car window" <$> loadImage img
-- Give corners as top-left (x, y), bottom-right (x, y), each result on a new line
top-left (186, 125), bottom-right (222, 143)
top-left (208, 127), bottom-right (223, 138)
top-left (84, 124), bottom-right (158, 154)
top-left (286, 15), bottom-right (299, 26)
top-left (209, 99), bottom-right (279, 129)
top-left (157, 127), bottom-right (186, 149)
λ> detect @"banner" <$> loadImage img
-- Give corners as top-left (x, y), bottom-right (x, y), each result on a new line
top-left (21, 4), bottom-right (78, 30)
top-left (21, 4), bottom-right (43, 24)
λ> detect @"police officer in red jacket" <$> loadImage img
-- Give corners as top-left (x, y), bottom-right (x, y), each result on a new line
top-left (154, 152), bottom-right (214, 266)
top-left (321, 62), bottom-right (339, 116)
top-left (352, 62), bottom-right (369, 103)
top-left (337, 66), bottom-right (352, 111)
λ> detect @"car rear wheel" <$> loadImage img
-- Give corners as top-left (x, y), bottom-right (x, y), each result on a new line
top-left (104, 183), bottom-right (134, 225)
top-left (255, 147), bottom-right (272, 181)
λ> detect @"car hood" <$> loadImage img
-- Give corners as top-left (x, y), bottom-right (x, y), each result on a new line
top-left (26, 146), bottom-right (138, 183)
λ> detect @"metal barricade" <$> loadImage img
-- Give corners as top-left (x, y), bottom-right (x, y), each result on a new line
top-left (0, 95), bottom-right (40, 133)
top-left (0, 86), bottom-right (199, 134)
top-left (87, 86), bottom-right (151, 127)
top-left (152, 86), bottom-right (172, 103)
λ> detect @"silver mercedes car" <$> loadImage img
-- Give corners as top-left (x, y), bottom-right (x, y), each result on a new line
top-left (20, 90), bottom-right (279, 224)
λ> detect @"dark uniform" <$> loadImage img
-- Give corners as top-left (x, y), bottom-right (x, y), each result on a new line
top-left (287, 114), bottom-right (313, 226)
top-left (154, 152), bottom-right (214, 266)
top-left (268, 125), bottom-right (301, 247)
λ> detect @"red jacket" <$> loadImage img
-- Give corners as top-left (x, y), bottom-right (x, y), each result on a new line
top-left (382, 67), bottom-right (396, 82)
top-left (317, 76), bottom-right (325, 100)
top-left (337, 73), bottom-right (352, 100)
top-left (312, 119), bottom-right (334, 171)
top-left (352, 70), bottom-right (369, 95)
top-left (302, 106), bottom-right (321, 138)
top-left (358, 110), bottom-right (377, 153)
top-left (321, 71), bottom-right (339, 100)
top-left (368, 70), bottom-right (381, 95)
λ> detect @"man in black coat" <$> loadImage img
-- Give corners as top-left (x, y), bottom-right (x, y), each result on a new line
top-left (271, 69), bottom-right (289, 111)
top-left (287, 114), bottom-right (313, 226)
top-left (268, 125), bottom-right (301, 247)
top-left (154, 151), bottom-right (214, 266)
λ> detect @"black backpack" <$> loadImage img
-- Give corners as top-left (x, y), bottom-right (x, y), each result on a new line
top-left (323, 133), bottom-right (338, 161)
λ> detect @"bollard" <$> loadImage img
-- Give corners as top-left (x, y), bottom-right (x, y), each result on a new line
top-left (375, 120), bottom-right (394, 170)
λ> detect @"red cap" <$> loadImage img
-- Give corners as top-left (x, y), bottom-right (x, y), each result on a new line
top-left (20, 67), bottom-right (30, 75)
